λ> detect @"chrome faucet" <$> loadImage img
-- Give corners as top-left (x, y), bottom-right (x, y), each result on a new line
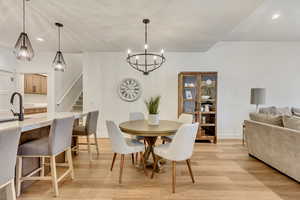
top-left (10, 92), bottom-right (24, 121)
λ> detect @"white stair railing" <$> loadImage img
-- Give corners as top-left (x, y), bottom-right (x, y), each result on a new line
top-left (57, 73), bottom-right (82, 106)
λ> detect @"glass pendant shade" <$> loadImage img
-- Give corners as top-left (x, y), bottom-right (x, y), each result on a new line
top-left (14, 32), bottom-right (34, 61)
top-left (52, 22), bottom-right (66, 72)
top-left (14, 0), bottom-right (34, 61)
top-left (52, 51), bottom-right (66, 72)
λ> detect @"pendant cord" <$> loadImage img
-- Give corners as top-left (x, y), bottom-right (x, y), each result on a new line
top-left (22, 0), bottom-right (25, 32)
top-left (144, 22), bottom-right (148, 71)
top-left (58, 26), bottom-right (61, 51)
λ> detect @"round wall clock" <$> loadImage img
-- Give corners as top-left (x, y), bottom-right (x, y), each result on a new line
top-left (118, 78), bottom-right (142, 102)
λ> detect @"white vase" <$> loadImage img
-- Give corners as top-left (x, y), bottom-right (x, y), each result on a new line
top-left (148, 114), bottom-right (160, 125)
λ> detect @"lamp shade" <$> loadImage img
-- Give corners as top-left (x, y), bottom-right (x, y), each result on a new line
top-left (250, 88), bottom-right (266, 105)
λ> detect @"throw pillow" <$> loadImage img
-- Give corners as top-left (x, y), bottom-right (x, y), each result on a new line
top-left (275, 107), bottom-right (292, 116)
top-left (249, 112), bottom-right (283, 126)
top-left (291, 107), bottom-right (300, 117)
top-left (282, 115), bottom-right (300, 131)
top-left (259, 106), bottom-right (277, 115)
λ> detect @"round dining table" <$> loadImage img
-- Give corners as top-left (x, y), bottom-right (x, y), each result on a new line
top-left (119, 120), bottom-right (182, 170)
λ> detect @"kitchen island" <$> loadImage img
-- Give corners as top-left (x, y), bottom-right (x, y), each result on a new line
top-left (0, 111), bottom-right (88, 198)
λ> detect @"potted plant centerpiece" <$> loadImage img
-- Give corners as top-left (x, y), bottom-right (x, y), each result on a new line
top-left (145, 96), bottom-right (161, 125)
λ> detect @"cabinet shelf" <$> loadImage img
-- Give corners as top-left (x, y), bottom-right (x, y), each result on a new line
top-left (200, 124), bottom-right (215, 127)
top-left (201, 112), bottom-right (216, 114)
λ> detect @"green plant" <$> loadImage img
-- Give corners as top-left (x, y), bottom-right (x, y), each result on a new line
top-left (145, 96), bottom-right (161, 114)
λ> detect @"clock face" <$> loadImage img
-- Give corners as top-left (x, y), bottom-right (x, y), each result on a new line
top-left (118, 78), bottom-right (142, 102)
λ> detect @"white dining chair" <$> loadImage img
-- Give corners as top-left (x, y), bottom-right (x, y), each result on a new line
top-left (161, 113), bottom-right (193, 143)
top-left (106, 120), bottom-right (147, 184)
top-left (151, 123), bottom-right (199, 193)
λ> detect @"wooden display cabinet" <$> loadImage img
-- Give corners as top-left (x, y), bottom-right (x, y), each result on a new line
top-left (24, 74), bottom-right (47, 95)
top-left (178, 72), bottom-right (218, 143)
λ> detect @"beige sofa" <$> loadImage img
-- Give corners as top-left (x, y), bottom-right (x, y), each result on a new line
top-left (245, 119), bottom-right (300, 182)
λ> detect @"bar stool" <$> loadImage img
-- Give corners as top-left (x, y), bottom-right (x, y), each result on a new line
top-left (16, 116), bottom-right (75, 197)
top-left (72, 110), bottom-right (100, 162)
top-left (0, 126), bottom-right (21, 200)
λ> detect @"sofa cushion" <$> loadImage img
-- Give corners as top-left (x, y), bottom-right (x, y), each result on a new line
top-left (283, 115), bottom-right (300, 131)
top-left (259, 106), bottom-right (277, 115)
top-left (292, 107), bottom-right (300, 117)
top-left (249, 112), bottom-right (283, 126)
top-left (276, 107), bottom-right (292, 116)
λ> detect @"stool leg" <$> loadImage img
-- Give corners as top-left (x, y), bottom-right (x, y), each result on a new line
top-left (66, 148), bottom-right (75, 179)
top-left (16, 156), bottom-right (22, 197)
top-left (6, 179), bottom-right (16, 200)
top-left (50, 156), bottom-right (59, 197)
top-left (40, 157), bottom-right (45, 177)
top-left (94, 132), bottom-right (100, 156)
top-left (86, 134), bottom-right (92, 162)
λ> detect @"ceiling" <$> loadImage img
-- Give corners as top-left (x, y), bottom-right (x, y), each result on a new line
top-left (0, 0), bottom-right (267, 53)
top-left (226, 0), bottom-right (300, 41)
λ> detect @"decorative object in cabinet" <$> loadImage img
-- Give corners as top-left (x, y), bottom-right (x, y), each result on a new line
top-left (178, 72), bottom-right (217, 143)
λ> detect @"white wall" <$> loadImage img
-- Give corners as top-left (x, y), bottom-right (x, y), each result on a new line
top-left (0, 48), bottom-right (18, 115)
top-left (83, 42), bottom-right (300, 138)
top-left (17, 52), bottom-right (83, 112)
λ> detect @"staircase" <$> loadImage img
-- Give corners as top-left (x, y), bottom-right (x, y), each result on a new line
top-left (72, 93), bottom-right (83, 112)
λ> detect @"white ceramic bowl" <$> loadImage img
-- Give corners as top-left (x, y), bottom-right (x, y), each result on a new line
top-left (201, 95), bottom-right (210, 100)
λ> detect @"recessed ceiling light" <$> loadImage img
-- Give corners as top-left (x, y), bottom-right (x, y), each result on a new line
top-left (36, 37), bottom-right (44, 42)
top-left (272, 13), bottom-right (281, 20)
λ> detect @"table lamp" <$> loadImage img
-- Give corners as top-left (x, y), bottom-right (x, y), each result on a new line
top-left (250, 88), bottom-right (266, 112)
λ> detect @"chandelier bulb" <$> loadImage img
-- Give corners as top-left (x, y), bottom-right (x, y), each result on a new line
top-left (127, 49), bottom-right (131, 55)
top-left (161, 49), bottom-right (164, 55)
top-left (144, 44), bottom-right (148, 50)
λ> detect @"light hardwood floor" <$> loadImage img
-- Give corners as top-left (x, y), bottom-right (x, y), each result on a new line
top-left (18, 139), bottom-right (300, 200)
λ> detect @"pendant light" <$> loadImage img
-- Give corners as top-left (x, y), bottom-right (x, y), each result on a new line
top-left (14, 0), bottom-right (34, 61)
top-left (52, 22), bottom-right (66, 72)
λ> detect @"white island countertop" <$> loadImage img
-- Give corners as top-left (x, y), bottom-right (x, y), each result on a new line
top-left (0, 112), bottom-right (88, 132)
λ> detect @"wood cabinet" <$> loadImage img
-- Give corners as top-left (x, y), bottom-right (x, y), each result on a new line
top-left (24, 74), bottom-right (47, 95)
top-left (178, 72), bottom-right (218, 143)
top-left (24, 107), bottom-right (47, 115)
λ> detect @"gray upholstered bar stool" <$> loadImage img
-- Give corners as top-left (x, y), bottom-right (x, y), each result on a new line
top-left (16, 116), bottom-right (75, 197)
top-left (0, 126), bottom-right (21, 200)
top-left (72, 110), bottom-right (100, 162)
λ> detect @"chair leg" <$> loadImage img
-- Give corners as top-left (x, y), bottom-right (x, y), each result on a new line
top-left (186, 159), bottom-right (195, 183)
top-left (140, 152), bottom-right (147, 176)
top-left (50, 156), bottom-right (59, 197)
top-left (67, 148), bottom-right (75, 179)
top-left (162, 140), bottom-right (165, 144)
top-left (86, 134), bottom-right (92, 162)
top-left (135, 152), bottom-right (139, 164)
top-left (6, 179), bottom-right (16, 200)
top-left (40, 157), bottom-right (45, 177)
top-left (172, 161), bottom-right (176, 193)
top-left (16, 157), bottom-right (22, 197)
top-left (119, 154), bottom-right (125, 184)
top-left (151, 155), bottom-right (158, 179)
top-left (110, 153), bottom-right (117, 171)
top-left (94, 132), bottom-right (100, 155)
top-left (131, 153), bottom-right (135, 165)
